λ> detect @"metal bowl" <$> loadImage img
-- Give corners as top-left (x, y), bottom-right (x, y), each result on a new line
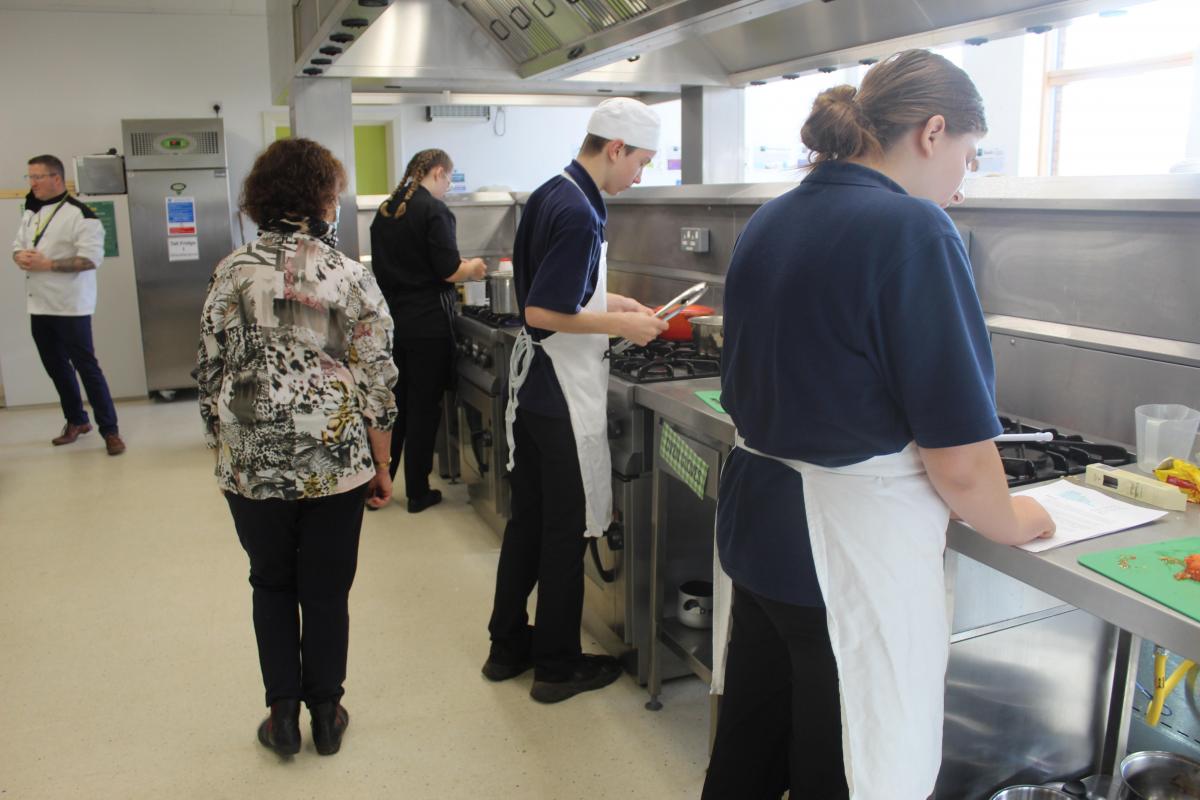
top-left (689, 314), bottom-right (723, 358)
top-left (1119, 751), bottom-right (1200, 799)
top-left (990, 787), bottom-right (1073, 800)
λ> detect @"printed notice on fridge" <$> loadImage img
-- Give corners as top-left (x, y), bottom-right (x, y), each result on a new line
top-left (165, 196), bottom-right (197, 236)
top-left (167, 236), bottom-right (200, 262)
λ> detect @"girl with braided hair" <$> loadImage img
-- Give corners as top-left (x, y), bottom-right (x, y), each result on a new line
top-left (370, 149), bottom-right (486, 512)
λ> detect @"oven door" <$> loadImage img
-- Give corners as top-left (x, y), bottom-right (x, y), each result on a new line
top-left (457, 378), bottom-right (495, 497)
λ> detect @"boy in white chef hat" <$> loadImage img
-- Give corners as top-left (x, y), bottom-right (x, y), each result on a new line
top-left (481, 97), bottom-right (668, 704)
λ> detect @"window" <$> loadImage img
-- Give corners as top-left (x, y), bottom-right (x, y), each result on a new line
top-left (1039, 1), bottom-right (1199, 175)
top-left (741, 0), bottom-right (1200, 180)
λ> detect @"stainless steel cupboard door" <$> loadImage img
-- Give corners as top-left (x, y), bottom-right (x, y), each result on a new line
top-left (126, 169), bottom-right (233, 391)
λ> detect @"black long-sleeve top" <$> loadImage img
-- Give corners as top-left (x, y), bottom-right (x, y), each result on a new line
top-left (369, 185), bottom-right (460, 339)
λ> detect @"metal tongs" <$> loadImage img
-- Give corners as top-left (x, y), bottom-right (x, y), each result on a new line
top-left (608, 281), bottom-right (709, 356)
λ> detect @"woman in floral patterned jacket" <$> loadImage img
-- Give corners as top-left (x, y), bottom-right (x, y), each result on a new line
top-left (196, 138), bottom-right (398, 759)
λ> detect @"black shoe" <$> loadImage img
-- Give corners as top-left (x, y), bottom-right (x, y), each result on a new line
top-left (310, 701), bottom-right (349, 756)
top-left (530, 654), bottom-right (622, 704)
top-left (482, 656), bottom-right (534, 682)
top-left (257, 699), bottom-right (301, 757)
top-left (407, 489), bottom-right (442, 513)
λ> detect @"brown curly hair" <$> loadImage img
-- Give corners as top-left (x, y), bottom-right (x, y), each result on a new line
top-left (240, 138), bottom-right (347, 225)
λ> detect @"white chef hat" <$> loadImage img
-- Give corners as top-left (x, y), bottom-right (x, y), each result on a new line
top-left (586, 98), bottom-right (661, 152)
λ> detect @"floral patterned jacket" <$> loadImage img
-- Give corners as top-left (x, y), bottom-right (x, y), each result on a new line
top-left (196, 231), bottom-right (399, 500)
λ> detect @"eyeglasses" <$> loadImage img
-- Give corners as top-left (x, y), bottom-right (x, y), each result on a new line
top-left (25, 173), bottom-right (60, 181)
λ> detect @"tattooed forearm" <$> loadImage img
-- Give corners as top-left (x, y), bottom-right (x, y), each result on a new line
top-left (51, 257), bottom-right (96, 272)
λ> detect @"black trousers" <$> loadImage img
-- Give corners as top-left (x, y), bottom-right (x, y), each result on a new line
top-left (225, 485), bottom-right (367, 707)
top-left (487, 408), bottom-right (588, 681)
top-left (390, 336), bottom-right (454, 498)
top-left (30, 314), bottom-right (118, 435)
top-left (702, 583), bottom-right (849, 800)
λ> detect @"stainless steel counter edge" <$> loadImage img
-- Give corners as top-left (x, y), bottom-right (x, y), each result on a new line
top-left (633, 377), bottom-right (734, 447)
top-left (947, 501), bottom-right (1200, 663)
top-left (631, 377), bottom-right (1200, 662)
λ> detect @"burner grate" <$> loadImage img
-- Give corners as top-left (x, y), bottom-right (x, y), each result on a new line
top-left (610, 342), bottom-right (720, 383)
top-left (461, 305), bottom-right (521, 328)
top-left (996, 416), bottom-right (1134, 487)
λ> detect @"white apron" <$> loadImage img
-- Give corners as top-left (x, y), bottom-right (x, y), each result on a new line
top-left (504, 172), bottom-right (612, 538)
top-left (712, 437), bottom-right (951, 800)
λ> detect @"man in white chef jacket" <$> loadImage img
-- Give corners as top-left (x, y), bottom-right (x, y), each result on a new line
top-left (11, 154), bottom-right (125, 455)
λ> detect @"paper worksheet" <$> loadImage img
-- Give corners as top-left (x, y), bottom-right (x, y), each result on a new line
top-left (1013, 479), bottom-right (1168, 553)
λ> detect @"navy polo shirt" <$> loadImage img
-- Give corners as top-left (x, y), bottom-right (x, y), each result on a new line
top-left (717, 161), bottom-right (1001, 606)
top-left (513, 160), bottom-right (607, 418)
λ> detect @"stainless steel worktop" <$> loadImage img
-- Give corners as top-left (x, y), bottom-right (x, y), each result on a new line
top-left (632, 377), bottom-right (1200, 662)
top-left (947, 508), bottom-right (1200, 663)
top-left (633, 377), bottom-right (733, 447)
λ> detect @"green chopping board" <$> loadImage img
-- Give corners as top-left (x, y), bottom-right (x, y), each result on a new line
top-left (695, 390), bottom-right (726, 414)
top-left (1078, 536), bottom-right (1200, 622)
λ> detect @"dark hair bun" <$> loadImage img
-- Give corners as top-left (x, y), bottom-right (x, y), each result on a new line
top-left (801, 84), bottom-right (875, 163)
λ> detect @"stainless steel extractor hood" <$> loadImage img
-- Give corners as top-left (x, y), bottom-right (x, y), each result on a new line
top-left (449, 0), bottom-right (815, 80)
top-left (278, 0), bottom-right (1154, 102)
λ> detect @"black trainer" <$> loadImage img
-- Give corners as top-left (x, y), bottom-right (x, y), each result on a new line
top-left (407, 489), bottom-right (442, 513)
top-left (530, 654), bottom-right (622, 704)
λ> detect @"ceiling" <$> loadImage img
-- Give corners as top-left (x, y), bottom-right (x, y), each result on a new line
top-left (0, 0), bottom-right (264, 14)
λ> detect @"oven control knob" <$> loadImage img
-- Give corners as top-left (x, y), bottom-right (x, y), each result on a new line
top-left (477, 352), bottom-right (492, 368)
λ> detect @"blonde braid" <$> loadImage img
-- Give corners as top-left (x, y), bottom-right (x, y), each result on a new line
top-left (387, 150), bottom-right (439, 218)
top-left (380, 149), bottom-right (453, 218)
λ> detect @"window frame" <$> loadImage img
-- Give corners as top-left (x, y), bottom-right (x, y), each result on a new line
top-left (1038, 28), bottom-right (1195, 175)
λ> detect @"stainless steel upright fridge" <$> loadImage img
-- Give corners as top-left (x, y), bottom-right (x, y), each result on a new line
top-left (122, 117), bottom-right (233, 394)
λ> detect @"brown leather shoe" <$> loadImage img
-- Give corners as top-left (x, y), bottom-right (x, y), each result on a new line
top-left (104, 433), bottom-right (126, 456)
top-left (52, 423), bottom-right (92, 446)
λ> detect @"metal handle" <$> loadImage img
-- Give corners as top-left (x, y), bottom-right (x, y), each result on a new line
top-left (609, 281), bottom-right (709, 356)
top-left (994, 432), bottom-right (1054, 443)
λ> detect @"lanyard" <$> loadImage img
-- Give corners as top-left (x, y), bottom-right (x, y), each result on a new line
top-left (31, 195), bottom-right (70, 248)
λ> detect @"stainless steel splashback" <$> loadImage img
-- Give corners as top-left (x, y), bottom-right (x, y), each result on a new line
top-left (956, 208), bottom-right (1200, 346)
top-left (511, 178), bottom-right (1200, 450)
top-left (446, 192), bottom-right (519, 260)
top-left (948, 193), bottom-right (1200, 447)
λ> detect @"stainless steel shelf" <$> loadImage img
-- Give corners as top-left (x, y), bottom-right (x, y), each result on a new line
top-left (659, 617), bottom-right (713, 684)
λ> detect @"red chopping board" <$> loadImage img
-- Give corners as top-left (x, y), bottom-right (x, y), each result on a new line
top-left (1078, 536), bottom-right (1200, 622)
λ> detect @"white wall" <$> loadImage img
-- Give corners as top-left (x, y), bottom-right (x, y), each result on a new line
top-left (0, 8), bottom-right (272, 404)
top-left (393, 105), bottom-right (596, 192)
top-left (963, 36), bottom-right (1030, 176)
top-left (0, 9), bottom-right (271, 242)
top-left (354, 101), bottom-right (682, 194)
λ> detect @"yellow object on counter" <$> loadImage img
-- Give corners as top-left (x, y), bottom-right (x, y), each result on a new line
top-left (1153, 458), bottom-right (1200, 503)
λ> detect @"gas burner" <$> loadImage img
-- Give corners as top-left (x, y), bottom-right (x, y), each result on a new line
top-left (610, 341), bottom-right (720, 384)
top-left (995, 416), bottom-right (1133, 487)
top-left (461, 305), bottom-right (521, 328)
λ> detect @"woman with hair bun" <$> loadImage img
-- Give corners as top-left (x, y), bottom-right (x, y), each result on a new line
top-left (370, 149), bottom-right (486, 513)
top-left (702, 50), bottom-right (1055, 799)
